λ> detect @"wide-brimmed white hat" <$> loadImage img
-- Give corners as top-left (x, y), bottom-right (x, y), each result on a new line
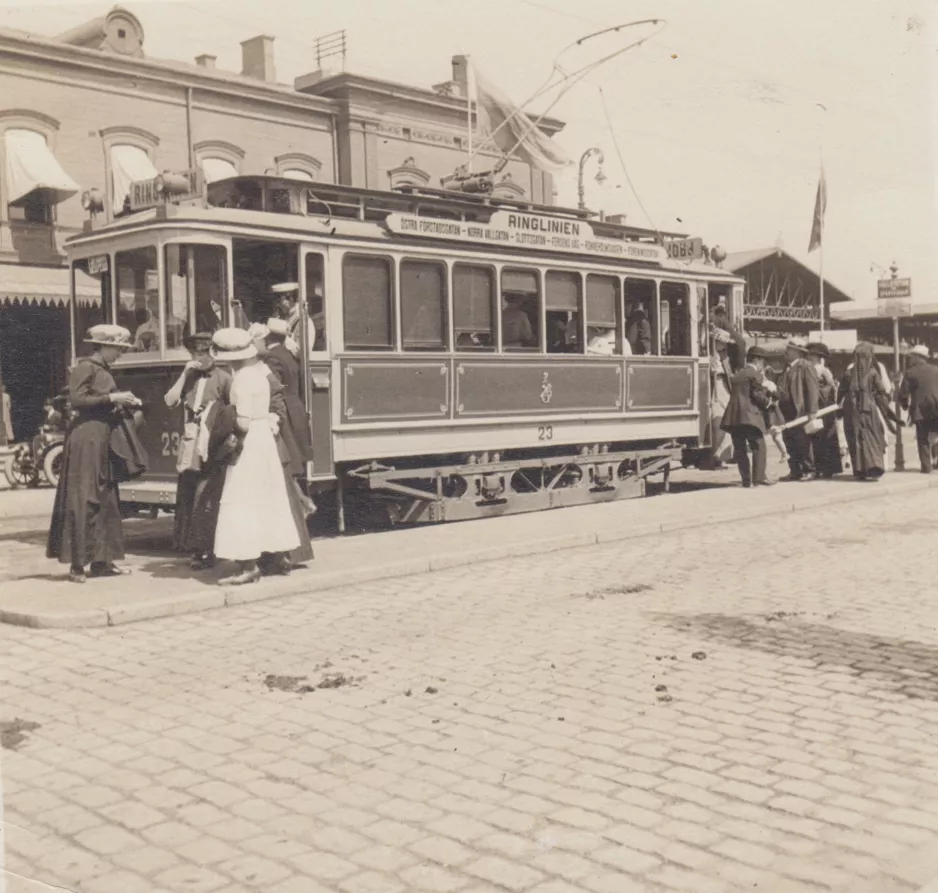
top-left (246, 322), bottom-right (269, 341)
top-left (84, 324), bottom-right (133, 349)
top-left (266, 317), bottom-right (290, 337)
top-left (212, 327), bottom-right (257, 361)
top-left (271, 282), bottom-right (299, 295)
top-left (910, 344), bottom-right (930, 358)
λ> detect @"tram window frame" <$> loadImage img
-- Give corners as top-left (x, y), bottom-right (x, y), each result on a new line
top-left (585, 273), bottom-right (622, 356)
top-left (500, 267), bottom-right (541, 352)
top-left (114, 246), bottom-right (164, 358)
top-left (231, 237), bottom-right (300, 329)
top-left (304, 252), bottom-right (328, 354)
top-left (659, 280), bottom-right (693, 357)
top-left (342, 253), bottom-right (397, 351)
top-left (400, 258), bottom-right (448, 352)
top-left (624, 276), bottom-right (659, 357)
top-left (71, 259), bottom-right (110, 358)
top-left (545, 270), bottom-right (583, 355)
top-left (453, 262), bottom-right (497, 352)
top-left (163, 243), bottom-right (228, 339)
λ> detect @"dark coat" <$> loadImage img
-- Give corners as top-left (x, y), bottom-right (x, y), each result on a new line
top-left (779, 358), bottom-right (819, 420)
top-left (899, 357), bottom-right (938, 423)
top-left (264, 343), bottom-right (314, 475)
top-left (721, 365), bottom-right (773, 434)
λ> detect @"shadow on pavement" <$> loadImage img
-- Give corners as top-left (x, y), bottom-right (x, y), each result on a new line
top-left (652, 611), bottom-right (938, 702)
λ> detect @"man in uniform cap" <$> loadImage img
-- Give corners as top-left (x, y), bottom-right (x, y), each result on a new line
top-left (720, 345), bottom-right (776, 487)
top-left (778, 337), bottom-right (819, 480)
top-left (899, 344), bottom-right (938, 473)
top-left (272, 282), bottom-right (319, 358)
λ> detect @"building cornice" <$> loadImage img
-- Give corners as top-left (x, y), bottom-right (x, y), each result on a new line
top-left (0, 28), bottom-right (338, 119)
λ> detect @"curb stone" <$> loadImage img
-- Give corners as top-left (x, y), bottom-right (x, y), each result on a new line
top-left (2, 475), bottom-right (936, 629)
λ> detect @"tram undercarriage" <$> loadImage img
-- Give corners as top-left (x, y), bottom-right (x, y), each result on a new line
top-left (343, 441), bottom-right (684, 525)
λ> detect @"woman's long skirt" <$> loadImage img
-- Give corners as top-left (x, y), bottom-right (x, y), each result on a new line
top-left (284, 472), bottom-right (314, 564)
top-left (214, 420), bottom-right (299, 561)
top-left (843, 401), bottom-right (886, 478)
top-left (47, 419), bottom-right (124, 567)
top-left (173, 466), bottom-right (227, 556)
top-left (813, 417), bottom-right (844, 478)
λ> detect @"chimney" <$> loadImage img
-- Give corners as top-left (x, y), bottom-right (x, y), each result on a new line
top-left (451, 55), bottom-right (469, 98)
top-left (241, 35), bottom-right (276, 82)
top-left (195, 53), bottom-right (216, 69)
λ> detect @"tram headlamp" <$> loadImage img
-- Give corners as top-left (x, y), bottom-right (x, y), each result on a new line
top-left (80, 188), bottom-right (104, 215)
top-left (154, 172), bottom-right (191, 197)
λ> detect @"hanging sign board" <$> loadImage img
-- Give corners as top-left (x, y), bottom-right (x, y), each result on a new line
top-left (877, 278), bottom-right (912, 317)
top-left (86, 255), bottom-right (109, 275)
top-left (385, 211), bottom-right (667, 263)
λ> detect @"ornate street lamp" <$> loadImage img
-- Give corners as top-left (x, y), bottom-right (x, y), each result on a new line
top-left (577, 148), bottom-right (606, 210)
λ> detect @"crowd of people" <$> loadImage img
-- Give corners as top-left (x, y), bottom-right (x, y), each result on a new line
top-left (719, 332), bottom-right (938, 488)
top-left (46, 311), bottom-right (317, 585)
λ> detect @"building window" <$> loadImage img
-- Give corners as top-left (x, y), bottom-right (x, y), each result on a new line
top-left (101, 126), bottom-right (160, 217)
top-left (501, 268), bottom-right (540, 351)
top-left (453, 263), bottom-right (495, 350)
top-left (2, 123), bottom-right (78, 224)
top-left (274, 153), bottom-right (322, 182)
top-left (401, 259), bottom-right (447, 351)
top-left (545, 270), bottom-right (581, 354)
top-left (200, 157), bottom-right (239, 184)
top-left (342, 254), bottom-right (395, 350)
top-left (195, 140), bottom-right (245, 186)
top-left (388, 156), bottom-right (430, 191)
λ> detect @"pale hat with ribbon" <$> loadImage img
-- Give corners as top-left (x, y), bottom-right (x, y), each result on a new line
top-left (910, 344), bottom-right (931, 358)
top-left (84, 324), bottom-right (133, 349)
top-left (271, 282), bottom-right (299, 295)
top-left (786, 336), bottom-right (808, 352)
top-left (246, 322), bottom-right (269, 341)
top-left (712, 328), bottom-right (732, 345)
top-left (211, 327), bottom-right (257, 361)
top-left (266, 317), bottom-right (290, 338)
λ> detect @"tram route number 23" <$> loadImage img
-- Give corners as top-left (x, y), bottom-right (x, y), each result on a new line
top-left (537, 425), bottom-right (553, 441)
top-left (161, 431), bottom-right (181, 457)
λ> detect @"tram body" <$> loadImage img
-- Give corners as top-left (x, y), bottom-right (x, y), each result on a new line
top-left (64, 176), bottom-right (746, 527)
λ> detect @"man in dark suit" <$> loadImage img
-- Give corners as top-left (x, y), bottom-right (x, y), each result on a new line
top-left (778, 337), bottom-right (819, 481)
top-left (899, 344), bottom-right (938, 473)
top-left (721, 346), bottom-right (776, 488)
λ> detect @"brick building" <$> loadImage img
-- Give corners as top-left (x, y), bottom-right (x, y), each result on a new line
top-left (0, 6), bottom-right (564, 441)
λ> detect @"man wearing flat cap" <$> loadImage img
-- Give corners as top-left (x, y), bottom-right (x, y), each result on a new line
top-left (899, 344), bottom-right (938, 473)
top-left (778, 337), bottom-right (819, 481)
top-left (806, 341), bottom-right (842, 477)
top-left (720, 345), bottom-right (776, 487)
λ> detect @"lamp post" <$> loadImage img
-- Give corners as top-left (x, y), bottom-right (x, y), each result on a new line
top-left (577, 148), bottom-right (606, 211)
top-left (888, 261), bottom-right (905, 471)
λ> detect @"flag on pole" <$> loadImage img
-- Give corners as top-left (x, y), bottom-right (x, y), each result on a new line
top-left (808, 166), bottom-right (826, 253)
top-left (469, 63), bottom-right (572, 173)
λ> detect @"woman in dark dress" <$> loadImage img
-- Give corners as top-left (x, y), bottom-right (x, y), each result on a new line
top-left (838, 341), bottom-right (891, 480)
top-left (807, 341), bottom-right (843, 478)
top-left (164, 332), bottom-right (232, 569)
top-left (47, 325), bottom-right (139, 583)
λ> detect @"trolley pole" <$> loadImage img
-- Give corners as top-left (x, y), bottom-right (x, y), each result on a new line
top-left (890, 263), bottom-right (905, 471)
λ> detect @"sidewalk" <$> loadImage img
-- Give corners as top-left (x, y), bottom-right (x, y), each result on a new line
top-left (1, 461), bottom-right (935, 629)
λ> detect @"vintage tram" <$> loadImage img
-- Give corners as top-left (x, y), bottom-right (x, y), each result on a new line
top-left (64, 174), bottom-right (746, 530)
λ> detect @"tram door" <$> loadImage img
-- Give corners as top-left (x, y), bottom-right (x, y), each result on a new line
top-left (302, 251), bottom-right (333, 479)
top-left (696, 284), bottom-right (712, 447)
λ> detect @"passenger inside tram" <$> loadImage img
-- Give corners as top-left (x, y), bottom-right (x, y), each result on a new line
top-left (501, 294), bottom-right (537, 349)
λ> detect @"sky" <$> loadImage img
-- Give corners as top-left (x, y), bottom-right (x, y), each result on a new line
top-left (2, 0), bottom-right (936, 307)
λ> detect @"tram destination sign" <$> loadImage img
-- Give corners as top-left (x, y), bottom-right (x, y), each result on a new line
top-left (385, 211), bottom-right (668, 263)
top-left (665, 237), bottom-right (704, 261)
top-left (130, 169), bottom-right (204, 211)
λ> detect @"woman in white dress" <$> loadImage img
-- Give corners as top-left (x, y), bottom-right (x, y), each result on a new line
top-left (211, 328), bottom-right (299, 585)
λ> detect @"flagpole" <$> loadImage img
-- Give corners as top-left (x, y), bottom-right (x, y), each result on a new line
top-left (466, 56), bottom-right (473, 174)
top-left (816, 104), bottom-right (826, 334)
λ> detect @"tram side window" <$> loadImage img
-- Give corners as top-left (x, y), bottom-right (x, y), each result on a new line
top-left (453, 264), bottom-right (495, 350)
top-left (164, 244), bottom-right (227, 337)
top-left (71, 260), bottom-right (109, 358)
top-left (585, 274), bottom-right (621, 356)
top-left (342, 254), bottom-right (395, 350)
top-left (660, 282), bottom-right (692, 357)
top-left (501, 268), bottom-right (540, 351)
top-left (401, 260), bottom-right (447, 351)
top-left (545, 271), bottom-right (582, 354)
top-left (115, 247), bottom-right (166, 356)
top-left (624, 277), bottom-right (658, 356)
top-left (305, 253), bottom-right (327, 352)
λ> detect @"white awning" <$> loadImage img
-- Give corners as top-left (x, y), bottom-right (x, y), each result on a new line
top-left (282, 168), bottom-right (314, 182)
top-left (201, 157), bottom-right (239, 184)
top-left (4, 129), bottom-right (80, 206)
top-left (111, 144), bottom-right (159, 214)
top-left (0, 264), bottom-right (102, 307)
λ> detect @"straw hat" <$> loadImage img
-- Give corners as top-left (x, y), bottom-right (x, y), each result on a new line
top-left (246, 322), bottom-right (269, 341)
top-left (910, 344), bottom-right (930, 358)
top-left (84, 324), bottom-right (132, 349)
top-left (786, 337), bottom-right (808, 352)
top-left (211, 327), bottom-right (257, 361)
top-left (271, 282), bottom-right (299, 295)
top-left (266, 318), bottom-right (290, 338)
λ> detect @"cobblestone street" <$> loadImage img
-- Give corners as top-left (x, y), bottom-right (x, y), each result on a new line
top-left (3, 486), bottom-right (938, 893)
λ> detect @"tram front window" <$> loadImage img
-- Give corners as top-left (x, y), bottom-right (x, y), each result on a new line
top-left (115, 247), bottom-right (168, 356)
top-left (165, 244), bottom-right (227, 336)
top-left (72, 259), bottom-right (109, 357)
top-left (232, 238), bottom-right (299, 328)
